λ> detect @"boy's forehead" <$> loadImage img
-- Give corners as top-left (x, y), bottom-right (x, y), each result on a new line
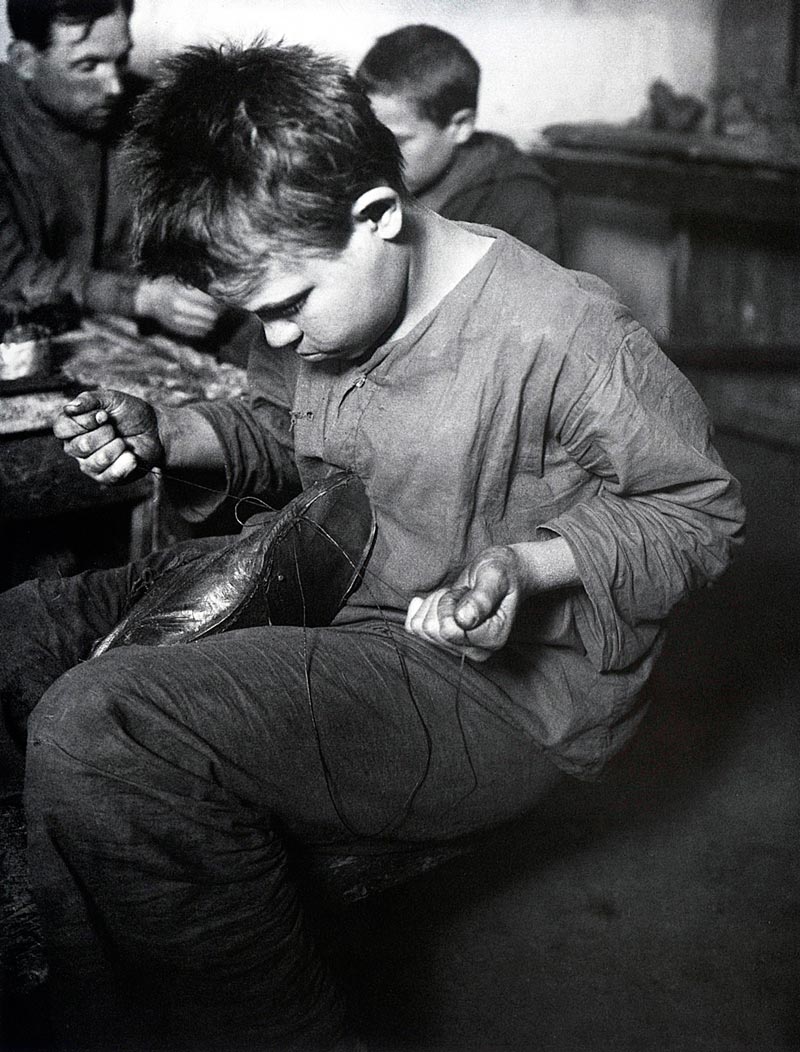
top-left (209, 234), bottom-right (350, 307)
top-left (245, 274), bottom-right (304, 310)
top-left (230, 252), bottom-right (320, 310)
top-left (369, 91), bottom-right (429, 131)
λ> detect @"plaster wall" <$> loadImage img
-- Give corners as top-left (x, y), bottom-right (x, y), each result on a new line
top-left (0, 0), bottom-right (723, 334)
top-left (2, 0), bottom-right (720, 148)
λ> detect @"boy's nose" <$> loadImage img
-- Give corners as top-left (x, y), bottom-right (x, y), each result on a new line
top-left (261, 319), bottom-right (302, 349)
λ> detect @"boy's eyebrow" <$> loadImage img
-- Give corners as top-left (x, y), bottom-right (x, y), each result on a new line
top-left (252, 289), bottom-right (309, 317)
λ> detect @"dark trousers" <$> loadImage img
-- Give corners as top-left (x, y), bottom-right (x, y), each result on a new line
top-left (1, 552), bottom-right (562, 1050)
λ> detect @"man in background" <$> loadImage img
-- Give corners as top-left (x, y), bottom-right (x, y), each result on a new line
top-left (0, 0), bottom-right (221, 338)
top-left (356, 23), bottom-right (560, 260)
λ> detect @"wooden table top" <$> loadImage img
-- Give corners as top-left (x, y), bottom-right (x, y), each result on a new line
top-left (0, 316), bottom-right (248, 520)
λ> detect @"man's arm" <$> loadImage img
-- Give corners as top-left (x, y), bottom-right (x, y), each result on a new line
top-left (0, 178), bottom-right (222, 336)
top-left (0, 174), bottom-right (128, 311)
top-left (0, 171), bottom-right (221, 336)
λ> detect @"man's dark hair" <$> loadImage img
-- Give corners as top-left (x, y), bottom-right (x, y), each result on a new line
top-left (8, 0), bottom-right (134, 50)
top-left (356, 24), bottom-right (480, 128)
top-left (125, 40), bottom-right (406, 299)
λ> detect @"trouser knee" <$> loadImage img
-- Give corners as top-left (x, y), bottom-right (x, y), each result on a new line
top-left (24, 656), bottom-right (145, 816)
top-left (24, 651), bottom-right (255, 867)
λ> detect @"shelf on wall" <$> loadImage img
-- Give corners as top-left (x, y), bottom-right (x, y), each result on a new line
top-left (531, 125), bottom-right (800, 226)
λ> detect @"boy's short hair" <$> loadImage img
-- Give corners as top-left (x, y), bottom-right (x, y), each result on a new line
top-left (7, 0), bottom-right (134, 50)
top-left (356, 24), bottom-right (480, 129)
top-left (125, 40), bottom-right (406, 299)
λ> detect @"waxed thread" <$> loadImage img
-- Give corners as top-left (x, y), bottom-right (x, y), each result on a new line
top-left (299, 517), bottom-right (478, 815)
top-left (290, 529), bottom-right (434, 839)
top-left (63, 413), bottom-right (278, 522)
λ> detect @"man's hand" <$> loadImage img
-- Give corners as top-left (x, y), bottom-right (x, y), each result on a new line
top-left (134, 276), bottom-right (222, 339)
top-left (405, 546), bottom-right (526, 662)
top-left (53, 389), bottom-right (163, 484)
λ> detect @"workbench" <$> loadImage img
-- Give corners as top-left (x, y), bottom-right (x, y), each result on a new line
top-left (0, 316), bottom-right (247, 586)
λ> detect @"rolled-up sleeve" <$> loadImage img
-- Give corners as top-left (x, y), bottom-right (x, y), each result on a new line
top-left (540, 320), bottom-right (745, 672)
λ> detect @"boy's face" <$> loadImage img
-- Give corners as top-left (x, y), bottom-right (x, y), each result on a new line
top-left (15, 7), bottom-right (132, 133)
top-left (233, 203), bottom-right (409, 364)
top-left (369, 93), bottom-right (465, 195)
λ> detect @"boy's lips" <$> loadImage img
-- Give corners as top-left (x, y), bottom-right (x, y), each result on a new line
top-left (294, 344), bottom-right (363, 362)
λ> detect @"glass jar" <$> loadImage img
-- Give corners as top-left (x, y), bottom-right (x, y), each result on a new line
top-left (0, 322), bottom-right (52, 381)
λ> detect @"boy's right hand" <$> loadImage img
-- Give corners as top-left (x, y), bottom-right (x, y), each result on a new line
top-left (54, 389), bottom-right (163, 484)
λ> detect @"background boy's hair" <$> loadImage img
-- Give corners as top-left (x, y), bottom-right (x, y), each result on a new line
top-left (125, 40), bottom-right (406, 298)
top-left (7, 0), bottom-right (134, 50)
top-left (356, 24), bottom-right (480, 128)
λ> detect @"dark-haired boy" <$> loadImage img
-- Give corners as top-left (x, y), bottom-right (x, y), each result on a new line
top-left (356, 23), bottom-right (561, 259)
top-left (1, 39), bottom-right (743, 1051)
top-left (0, 0), bottom-right (221, 336)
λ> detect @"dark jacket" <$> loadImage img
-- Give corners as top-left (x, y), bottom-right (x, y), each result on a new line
top-left (417, 131), bottom-right (560, 260)
top-left (0, 63), bottom-right (143, 314)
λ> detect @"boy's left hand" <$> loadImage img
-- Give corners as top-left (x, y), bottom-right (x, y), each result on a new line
top-left (404, 546), bottom-right (524, 663)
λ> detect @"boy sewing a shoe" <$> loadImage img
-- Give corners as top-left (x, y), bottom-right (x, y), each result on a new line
top-left (0, 40), bottom-right (743, 1051)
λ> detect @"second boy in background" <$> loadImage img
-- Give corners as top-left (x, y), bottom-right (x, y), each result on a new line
top-left (357, 23), bottom-right (560, 260)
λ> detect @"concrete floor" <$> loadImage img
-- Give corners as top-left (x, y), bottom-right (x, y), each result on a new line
top-left (325, 430), bottom-right (800, 1052)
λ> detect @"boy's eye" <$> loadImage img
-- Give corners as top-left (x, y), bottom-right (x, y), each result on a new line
top-left (258, 294), bottom-right (308, 323)
top-left (281, 299), bottom-right (304, 319)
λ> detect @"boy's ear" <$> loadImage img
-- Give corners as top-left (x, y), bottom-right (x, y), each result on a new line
top-left (446, 107), bottom-right (476, 146)
top-left (8, 40), bottom-right (41, 82)
top-left (351, 186), bottom-right (404, 240)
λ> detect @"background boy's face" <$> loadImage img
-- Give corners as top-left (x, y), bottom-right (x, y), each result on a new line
top-left (19, 7), bottom-right (132, 133)
top-left (369, 93), bottom-right (462, 195)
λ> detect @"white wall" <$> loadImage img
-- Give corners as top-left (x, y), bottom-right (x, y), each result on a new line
top-left (2, 0), bottom-right (721, 148)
